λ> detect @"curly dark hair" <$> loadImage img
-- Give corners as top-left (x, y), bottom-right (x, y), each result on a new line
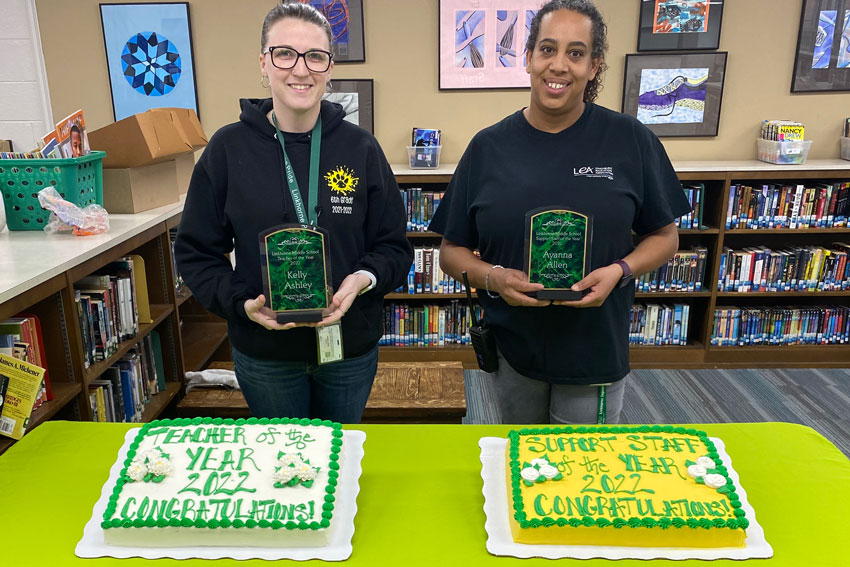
top-left (525, 0), bottom-right (608, 102)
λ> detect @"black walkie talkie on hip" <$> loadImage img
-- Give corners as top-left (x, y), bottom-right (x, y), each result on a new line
top-left (462, 271), bottom-right (499, 372)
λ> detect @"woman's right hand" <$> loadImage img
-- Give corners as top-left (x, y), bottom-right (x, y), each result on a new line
top-left (244, 294), bottom-right (302, 330)
top-left (488, 267), bottom-right (549, 307)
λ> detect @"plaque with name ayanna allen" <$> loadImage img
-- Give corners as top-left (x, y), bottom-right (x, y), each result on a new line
top-left (524, 206), bottom-right (593, 300)
top-left (259, 224), bottom-right (332, 323)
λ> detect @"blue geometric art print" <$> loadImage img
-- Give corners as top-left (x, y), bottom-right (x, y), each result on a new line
top-left (121, 32), bottom-right (182, 96)
top-left (100, 3), bottom-right (198, 121)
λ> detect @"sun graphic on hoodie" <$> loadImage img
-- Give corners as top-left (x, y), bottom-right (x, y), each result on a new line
top-left (324, 166), bottom-right (359, 195)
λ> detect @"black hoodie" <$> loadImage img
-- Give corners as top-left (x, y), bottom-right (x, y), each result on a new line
top-left (174, 98), bottom-right (412, 362)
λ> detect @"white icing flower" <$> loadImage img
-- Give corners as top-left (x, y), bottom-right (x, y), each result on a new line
top-left (539, 464), bottom-right (559, 479)
top-left (704, 474), bottom-right (727, 488)
top-left (142, 450), bottom-right (162, 464)
top-left (148, 457), bottom-right (172, 477)
top-left (127, 462), bottom-right (147, 482)
top-left (273, 468), bottom-right (296, 484)
top-left (687, 464), bottom-right (707, 478)
top-left (297, 467), bottom-right (317, 482)
top-left (279, 454), bottom-right (300, 467)
top-left (521, 467), bottom-right (541, 482)
top-left (696, 456), bottom-right (716, 469)
top-left (530, 458), bottom-right (550, 468)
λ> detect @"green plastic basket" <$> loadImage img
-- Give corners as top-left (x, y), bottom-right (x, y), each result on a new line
top-left (0, 150), bottom-right (105, 231)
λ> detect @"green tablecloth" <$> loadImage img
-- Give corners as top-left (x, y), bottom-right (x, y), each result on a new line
top-left (1, 421), bottom-right (848, 566)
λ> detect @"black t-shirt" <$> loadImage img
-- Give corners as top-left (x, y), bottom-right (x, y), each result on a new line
top-left (429, 103), bottom-right (691, 384)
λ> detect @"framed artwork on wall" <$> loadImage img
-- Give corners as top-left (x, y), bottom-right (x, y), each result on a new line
top-left (439, 0), bottom-right (543, 90)
top-left (637, 0), bottom-right (724, 51)
top-left (323, 79), bottom-right (374, 133)
top-left (791, 0), bottom-right (850, 92)
top-left (99, 2), bottom-right (199, 121)
top-left (622, 52), bottom-right (728, 137)
top-left (303, 0), bottom-right (365, 63)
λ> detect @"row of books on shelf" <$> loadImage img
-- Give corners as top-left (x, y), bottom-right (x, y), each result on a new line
top-left (0, 109), bottom-right (91, 160)
top-left (397, 246), bottom-right (470, 294)
top-left (760, 120), bottom-right (804, 142)
top-left (401, 187), bottom-right (444, 232)
top-left (380, 301), bottom-right (479, 346)
top-left (725, 182), bottom-right (849, 229)
top-left (717, 244), bottom-right (850, 292)
top-left (74, 255), bottom-right (153, 367)
top-left (88, 333), bottom-right (166, 423)
top-left (629, 303), bottom-right (691, 346)
top-left (674, 184), bottom-right (706, 230)
top-left (710, 306), bottom-right (849, 346)
top-left (635, 247), bottom-right (708, 292)
top-left (1, 314), bottom-right (52, 413)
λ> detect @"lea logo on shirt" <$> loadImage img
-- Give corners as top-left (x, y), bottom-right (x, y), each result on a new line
top-left (573, 166), bottom-right (614, 181)
top-left (324, 165), bottom-right (359, 215)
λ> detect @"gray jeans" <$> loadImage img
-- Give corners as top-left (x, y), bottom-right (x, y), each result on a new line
top-left (490, 350), bottom-right (626, 424)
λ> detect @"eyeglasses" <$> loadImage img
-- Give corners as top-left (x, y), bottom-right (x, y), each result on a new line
top-left (266, 46), bottom-right (333, 72)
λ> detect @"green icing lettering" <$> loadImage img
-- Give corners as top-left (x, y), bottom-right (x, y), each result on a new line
top-left (186, 447), bottom-right (205, 471)
top-left (237, 448), bottom-right (261, 472)
top-left (626, 435), bottom-right (648, 451)
top-left (618, 453), bottom-right (645, 472)
top-left (180, 498), bottom-right (197, 521)
top-left (200, 448), bottom-right (220, 470)
top-left (196, 498), bottom-right (211, 522)
top-left (534, 494), bottom-right (552, 516)
top-left (120, 497), bottom-right (137, 520)
top-left (217, 450), bottom-right (237, 471)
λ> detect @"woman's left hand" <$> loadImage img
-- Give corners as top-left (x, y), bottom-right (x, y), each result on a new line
top-left (553, 264), bottom-right (622, 308)
top-left (317, 272), bottom-right (372, 326)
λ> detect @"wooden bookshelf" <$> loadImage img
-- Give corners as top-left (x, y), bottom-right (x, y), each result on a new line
top-left (387, 160), bottom-right (850, 369)
top-left (0, 199), bottom-right (191, 455)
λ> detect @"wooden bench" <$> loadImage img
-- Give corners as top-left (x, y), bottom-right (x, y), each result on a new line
top-left (176, 361), bottom-right (466, 423)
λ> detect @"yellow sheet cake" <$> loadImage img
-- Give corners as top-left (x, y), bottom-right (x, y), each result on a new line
top-left (506, 426), bottom-right (748, 548)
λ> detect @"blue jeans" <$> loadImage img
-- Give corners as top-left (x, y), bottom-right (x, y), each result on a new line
top-left (231, 345), bottom-right (378, 423)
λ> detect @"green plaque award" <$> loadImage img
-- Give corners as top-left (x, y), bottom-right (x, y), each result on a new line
top-left (260, 224), bottom-right (332, 323)
top-left (524, 206), bottom-right (593, 300)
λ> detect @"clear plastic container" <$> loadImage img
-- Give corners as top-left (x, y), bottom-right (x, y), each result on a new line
top-left (841, 137), bottom-right (850, 161)
top-left (406, 145), bottom-right (442, 169)
top-left (756, 138), bottom-right (812, 165)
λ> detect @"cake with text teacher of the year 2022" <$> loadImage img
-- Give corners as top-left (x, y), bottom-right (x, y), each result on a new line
top-left (101, 417), bottom-right (343, 547)
top-left (506, 425), bottom-right (749, 548)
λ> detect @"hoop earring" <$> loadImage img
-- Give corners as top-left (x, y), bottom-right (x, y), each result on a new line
top-left (260, 75), bottom-right (270, 88)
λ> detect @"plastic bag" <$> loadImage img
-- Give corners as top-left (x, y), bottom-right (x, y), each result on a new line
top-left (36, 186), bottom-right (109, 235)
top-left (185, 369), bottom-right (240, 392)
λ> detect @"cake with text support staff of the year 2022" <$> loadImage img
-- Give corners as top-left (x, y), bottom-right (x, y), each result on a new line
top-left (101, 417), bottom-right (343, 548)
top-left (506, 425), bottom-right (749, 548)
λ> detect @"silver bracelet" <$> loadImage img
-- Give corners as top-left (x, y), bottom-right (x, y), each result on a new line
top-left (485, 264), bottom-right (504, 298)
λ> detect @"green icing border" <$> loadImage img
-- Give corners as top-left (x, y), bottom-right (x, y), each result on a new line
top-left (508, 425), bottom-right (749, 532)
top-left (101, 417), bottom-right (343, 532)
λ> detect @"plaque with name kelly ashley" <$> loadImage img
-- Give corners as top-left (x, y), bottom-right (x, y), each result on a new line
top-left (259, 224), bottom-right (332, 323)
top-left (524, 206), bottom-right (593, 300)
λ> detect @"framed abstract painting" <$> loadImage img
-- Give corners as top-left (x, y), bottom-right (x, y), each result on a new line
top-left (323, 79), bottom-right (374, 133)
top-left (622, 52), bottom-right (728, 137)
top-left (637, 0), bottom-right (724, 51)
top-left (99, 2), bottom-right (199, 121)
top-left (303, 0), bottom-right (365, 63)
top-left (791, 0), bottom-right (850, 92)
top-left (439, 0), bottom-right (543, 90)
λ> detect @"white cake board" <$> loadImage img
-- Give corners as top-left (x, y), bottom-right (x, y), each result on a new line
top-left (479, 436), bottom-right (773, 560)
top-left (76, 428), bottom-right (366, 561)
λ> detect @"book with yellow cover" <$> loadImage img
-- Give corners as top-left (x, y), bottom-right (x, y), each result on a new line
top-left (0, 353), bottom-right (46, 440)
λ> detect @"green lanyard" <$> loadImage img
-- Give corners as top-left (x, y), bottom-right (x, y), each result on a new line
top-left (272, 112), bottom-right (322, 226)
top-left (596, 385), bottom-right (607, 424)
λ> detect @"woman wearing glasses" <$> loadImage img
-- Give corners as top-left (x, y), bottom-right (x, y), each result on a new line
top-left (175, 1), bottom-right (412, 422)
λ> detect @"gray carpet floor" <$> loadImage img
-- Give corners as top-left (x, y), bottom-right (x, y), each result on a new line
top-left (463, 368), bottom-right (850, 458)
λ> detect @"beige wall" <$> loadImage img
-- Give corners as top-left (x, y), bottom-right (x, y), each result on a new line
top-left (36, 0), bottom-right (848, 164)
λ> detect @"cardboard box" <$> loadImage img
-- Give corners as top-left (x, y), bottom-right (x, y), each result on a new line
top-left (174, 152), bottom-right (196, 195)
top-left (89, 108), bottom-right (207, 169)
top-left (102, 160), bottom-right (180, 213)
